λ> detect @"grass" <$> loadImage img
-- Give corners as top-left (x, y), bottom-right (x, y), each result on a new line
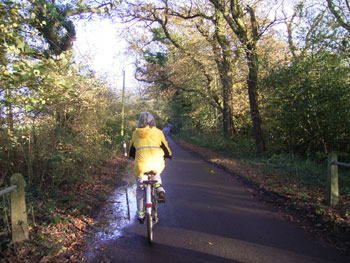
top-left (176, 132), bottom-right (350, 195)
top-left (177, 131), bottom-right (256, 158)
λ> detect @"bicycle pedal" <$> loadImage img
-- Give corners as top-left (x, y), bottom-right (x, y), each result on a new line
top-left (158, 192), bottom-right (166, 203)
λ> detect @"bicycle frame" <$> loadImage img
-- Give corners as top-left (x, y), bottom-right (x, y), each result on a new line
top-left (142, 172), bottom-right (159, 243)
top-left (145, 183), bottom-right (153, 216)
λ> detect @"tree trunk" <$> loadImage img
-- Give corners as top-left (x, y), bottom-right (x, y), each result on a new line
top-left (209, 0), bottom-right (267, 152)
top-left (246, 44), bottom-right (266, 153)
top-left (214, 11), bottom-right (236, 138)
top-left (220, 68), bottom-right (235, 139)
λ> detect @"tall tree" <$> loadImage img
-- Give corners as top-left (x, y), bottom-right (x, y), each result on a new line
top-left (122, 0), bottom-right (247, 138)
top-left (122, 1), bottom-right (226, 133)
top-left (195, 10), bottom-right (243, 138)
top-left (208, 0), bottom-right (274, 153)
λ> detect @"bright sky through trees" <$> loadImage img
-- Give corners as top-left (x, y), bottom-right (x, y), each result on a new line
top-left (73, 19), bottom-right (137, 93)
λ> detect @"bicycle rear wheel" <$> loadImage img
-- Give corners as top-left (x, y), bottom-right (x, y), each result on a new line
top-left (147, 213), bottom-right (153, 243)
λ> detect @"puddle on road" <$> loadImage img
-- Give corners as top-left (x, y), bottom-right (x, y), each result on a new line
top-left (95, 182), bottom-right (137, 241)
top-left (84, 169), bottom-right (138, 259)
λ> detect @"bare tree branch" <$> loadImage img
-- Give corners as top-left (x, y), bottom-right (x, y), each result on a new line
top-left (66, 1), bottom-right (121, 16)
top-left (327, 0), bottom-right (350, 33)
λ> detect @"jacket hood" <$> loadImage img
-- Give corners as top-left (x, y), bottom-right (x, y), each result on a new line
top-left (135, 125), bottom-right (156, 138)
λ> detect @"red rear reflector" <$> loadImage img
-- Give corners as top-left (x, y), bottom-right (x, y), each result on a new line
top-left (146, 203), bottom-right (152, 208)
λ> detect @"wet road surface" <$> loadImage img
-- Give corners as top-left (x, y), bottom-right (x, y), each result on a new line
top-left (84, 136), bottom-right (347, 263)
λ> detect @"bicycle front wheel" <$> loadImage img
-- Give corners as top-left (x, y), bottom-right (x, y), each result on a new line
top-left (147, 213), bottom-right (153, 243)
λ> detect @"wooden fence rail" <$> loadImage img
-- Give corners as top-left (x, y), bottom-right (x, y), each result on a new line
top-left (0, 185), bottom-right (17, 196)
top-left (0, 173), bottom-right (29, 242)
top-left (327, 153), bottom-right (349, 207)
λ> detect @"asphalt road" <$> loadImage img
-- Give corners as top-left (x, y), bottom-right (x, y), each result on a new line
top-left (87, 136), bottom-right (347, 263)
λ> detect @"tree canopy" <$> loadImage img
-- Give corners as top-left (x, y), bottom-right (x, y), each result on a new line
top-left (1, 0), bottom-right (350, 191)
top-left (118, 0), bottom-right (350, 157)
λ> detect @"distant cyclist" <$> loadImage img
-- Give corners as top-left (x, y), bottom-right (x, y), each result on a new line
top-left (129, 112), bottom-right (172, 223)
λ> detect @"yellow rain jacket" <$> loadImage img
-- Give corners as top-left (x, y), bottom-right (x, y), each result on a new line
top-left (129, 126), bottom-right (172, 178)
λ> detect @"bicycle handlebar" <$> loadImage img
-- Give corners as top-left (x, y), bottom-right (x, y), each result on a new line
top-left (143, 180), bottom-right (158, 185)
top-left (142, 171), bottom-right (158, 185)
top-left (144, 171), bottom-right (156, 176)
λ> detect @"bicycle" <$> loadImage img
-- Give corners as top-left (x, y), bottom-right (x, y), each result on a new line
top-left (142, 171), bottom-right (159, 243)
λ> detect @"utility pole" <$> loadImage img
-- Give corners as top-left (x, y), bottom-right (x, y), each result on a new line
top-left (121, 69), bottom-right (125, 137)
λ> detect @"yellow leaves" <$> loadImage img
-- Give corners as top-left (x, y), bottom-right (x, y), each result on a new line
top-left (10, 8), bottom-right (18, 16)
top-left (33, 69), bottom-right (41, 76)
top-left (7, 129), bottom-right (14, 137)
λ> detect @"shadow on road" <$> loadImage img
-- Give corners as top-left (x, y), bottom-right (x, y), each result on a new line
top-left (87, 231), bottom-right (243, 263)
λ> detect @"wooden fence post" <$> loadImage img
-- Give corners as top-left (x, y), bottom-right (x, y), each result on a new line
top-left (10, 173), bottom-right (29, 242)
top-left (327, 153), bottom-right (339, 207)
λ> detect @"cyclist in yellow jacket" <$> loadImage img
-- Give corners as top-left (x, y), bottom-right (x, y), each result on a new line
top-left (129, 112), bottom-right (172, 223)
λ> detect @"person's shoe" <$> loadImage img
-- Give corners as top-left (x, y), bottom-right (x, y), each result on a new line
top-left (138, 211), bottom-right (145, 224)
top-left (158, 191), bottom-right (165, 203)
